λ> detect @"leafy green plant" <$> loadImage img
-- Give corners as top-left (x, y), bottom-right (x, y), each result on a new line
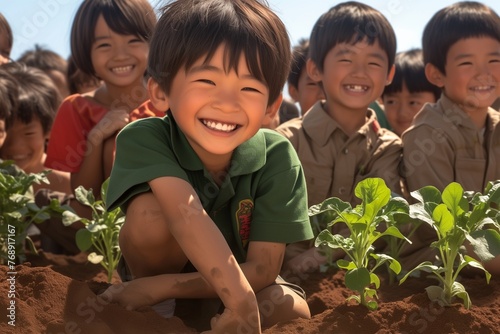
top-left (63, 179), bottom-right (124, 282)
top-left (0, 160), bottom-right (72, 264)
top-left (400, 181), bottom-right (500, 309)
top-left (313, 178), bottom-right (410, 310)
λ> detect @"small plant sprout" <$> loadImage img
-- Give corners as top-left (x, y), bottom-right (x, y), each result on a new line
top-left (400, 181), bottom-right (500, 309)
top-left (0, 160), bottom-right (72, 264)
top-left (63, 179), bottom-right (124, 283)
top-left (313, 178), bottom-right (410, 310)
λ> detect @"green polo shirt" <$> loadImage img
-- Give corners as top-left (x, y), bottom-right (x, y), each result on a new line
top-left (106, 115), bottom-right (313, 262)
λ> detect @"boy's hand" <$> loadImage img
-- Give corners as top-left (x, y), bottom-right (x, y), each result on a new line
top-left (98, 280), bottom-right (156, 311)
top-left (202, 308), bottom-right (261, 334)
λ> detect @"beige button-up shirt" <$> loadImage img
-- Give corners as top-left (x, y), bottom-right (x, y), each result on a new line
top-left (402, 94), bottom-right (500, 194)
top-left (276, 101), bottom-right (403, 207)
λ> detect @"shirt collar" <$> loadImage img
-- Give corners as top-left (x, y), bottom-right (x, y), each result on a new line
top-left (302, 101), bottom-right (379, 146)
top-left (169, 115), bottom-right (266, 176)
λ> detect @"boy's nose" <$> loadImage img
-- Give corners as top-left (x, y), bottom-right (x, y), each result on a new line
top-left (212, 90), bottom-right (240, 112)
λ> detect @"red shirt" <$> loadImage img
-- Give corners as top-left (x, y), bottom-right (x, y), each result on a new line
top-left (45, 95), bottom-right (163, 173)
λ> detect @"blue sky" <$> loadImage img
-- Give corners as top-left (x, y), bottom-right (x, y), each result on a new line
top-left (2, 0), bottom-right (500, 61)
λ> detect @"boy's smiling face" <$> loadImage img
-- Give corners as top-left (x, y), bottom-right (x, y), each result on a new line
top-left (0, 117), bottom-right (48, 173)
top-left (308, 39), bottom-right (394, 115)
top-left (428, 37), bottom-right (500, 113)
top-left (383, 83), bottom-right (437, 136)
top-left (149, 44), bottom-right (280, 164)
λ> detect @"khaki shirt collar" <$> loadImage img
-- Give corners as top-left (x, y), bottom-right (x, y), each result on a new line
top-left (302, 101), bottom-right (380, 146)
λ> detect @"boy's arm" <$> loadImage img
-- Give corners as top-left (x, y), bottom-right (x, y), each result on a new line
top-left (402, 125), bottom-right (454, 193)
top-left (148, 176), bottom-right (259, 315)
top-left (113, 240), bottom-right (284, 304)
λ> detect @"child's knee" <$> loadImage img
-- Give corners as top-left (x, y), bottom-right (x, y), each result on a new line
top-left (120, 193), bottom-right (169, 247)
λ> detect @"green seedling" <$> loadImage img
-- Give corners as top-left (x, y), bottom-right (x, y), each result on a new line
top-left (0, 160), bottom-right (72, 264)
top-left (313, 178), bottom-right (410, 310)
top-left (400, 182), bottom-right (500, 309)
top-left (63, 179), bottom-right (124, 283)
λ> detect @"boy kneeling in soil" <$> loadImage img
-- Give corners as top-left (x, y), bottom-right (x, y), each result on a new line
top-left (102, 1), bottom-right (314, 332)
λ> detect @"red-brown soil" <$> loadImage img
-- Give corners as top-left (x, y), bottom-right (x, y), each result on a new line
top-left (1, 251), bottom-right (499, 334)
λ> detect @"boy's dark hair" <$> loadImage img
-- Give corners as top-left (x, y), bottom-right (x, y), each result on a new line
top-left (0, 68), bottom-right (17, 125)
top-left (149, 0), bottom-right (291, 106)
top-left (17, 44), bottom-right (67, 75)
top-left (287, 38), bottom-right (310, 89)
top-left (383, 49), bottom-right (441, 101)
top-left (422, 1), bottom-right (500, 74)
top-left (309, 1), bottom-right (396, 73)
top-left (70, 0), bottom-right (156, 76)
top-left (0, 13), bottom-right (13, 59)
top-left (2, 63), bottom-right (61, 134)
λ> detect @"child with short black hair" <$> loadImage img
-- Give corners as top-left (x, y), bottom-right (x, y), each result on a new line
top-left (382, 49), bottom-right (441, 136)
top-left (287, 38), bottom-right (325, 115)
top-left (401, 1), bottom-right (500, 274)
top-left (0, 63), bottom-right (70, 194)
top-left (17, 44), bottom-right (70, 99)
top-left (102, 0), bottom-right (313, 332)
top-left (0, 65), bottom-right (78, 255)
top-left (276, 1), bottom-right (402, 275)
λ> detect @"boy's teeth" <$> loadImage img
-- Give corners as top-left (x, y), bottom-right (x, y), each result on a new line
top-left (202, 120), bottom-right (237, 132)
top-left (471, 86), bottom-right (493, 91)
top-left (346, 84), bottom-right (368, 91)
top-left (112, 66), bottom-right (133, 73)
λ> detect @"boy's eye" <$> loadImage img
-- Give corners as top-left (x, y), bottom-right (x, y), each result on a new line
top-left (241, 87), bottom-right (261, 93)
top-left (384, 99), bottom-right (396, 105)
top-left (369, 62), bottom-right (382, 67)
top-left (458, 61), bottom-right (472, 66)
top-left (129, 38), bottom-right (143, 44)
top-left (197, 79), bottom-right (215, 85)
top-left (409, 101), bottom-right (421, 106)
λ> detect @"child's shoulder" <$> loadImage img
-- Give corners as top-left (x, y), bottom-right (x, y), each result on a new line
top-left (58, 93), bottom-right (108, 113)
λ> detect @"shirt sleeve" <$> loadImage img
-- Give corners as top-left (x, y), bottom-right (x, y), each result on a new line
top-left (250, 138), bottom-right (314, 244)
top-left (106, 118), bottom-right (189, 211)
top-left (402, 124), bottom-right (455, 193)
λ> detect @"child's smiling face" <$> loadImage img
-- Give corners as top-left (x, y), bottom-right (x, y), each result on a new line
top-left (433, 37), bottom-right (500, 113)
top-left (308, 39), bottom-right (394, 114)
top-left (150, 44), bottom-right (280, 165)
top-left (0, 118), bottom-right (48, 174)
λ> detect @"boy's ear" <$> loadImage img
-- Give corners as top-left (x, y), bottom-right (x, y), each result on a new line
top-left (425, 63), bottom-right (445, 88)
top-left (148, 78), bottom-right (170, 111)
top-left (263, 93), bottom-right (283, 123)
top-left (288, 84), bottom-right (299, 102)
top-left (306, 58), bottom-right (322, 82)
top-left (386, 64), bottom-right (396, 86)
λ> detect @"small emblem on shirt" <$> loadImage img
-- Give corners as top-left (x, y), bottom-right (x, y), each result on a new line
top-left (236, 199), bottom-right (253, 248)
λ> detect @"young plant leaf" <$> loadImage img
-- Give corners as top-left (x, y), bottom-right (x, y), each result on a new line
top-left (345, 268), bottom-right (371, 293)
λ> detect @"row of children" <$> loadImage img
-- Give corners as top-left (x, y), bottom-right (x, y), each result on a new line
top-left (1, 0), bottom-right (500, 332)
